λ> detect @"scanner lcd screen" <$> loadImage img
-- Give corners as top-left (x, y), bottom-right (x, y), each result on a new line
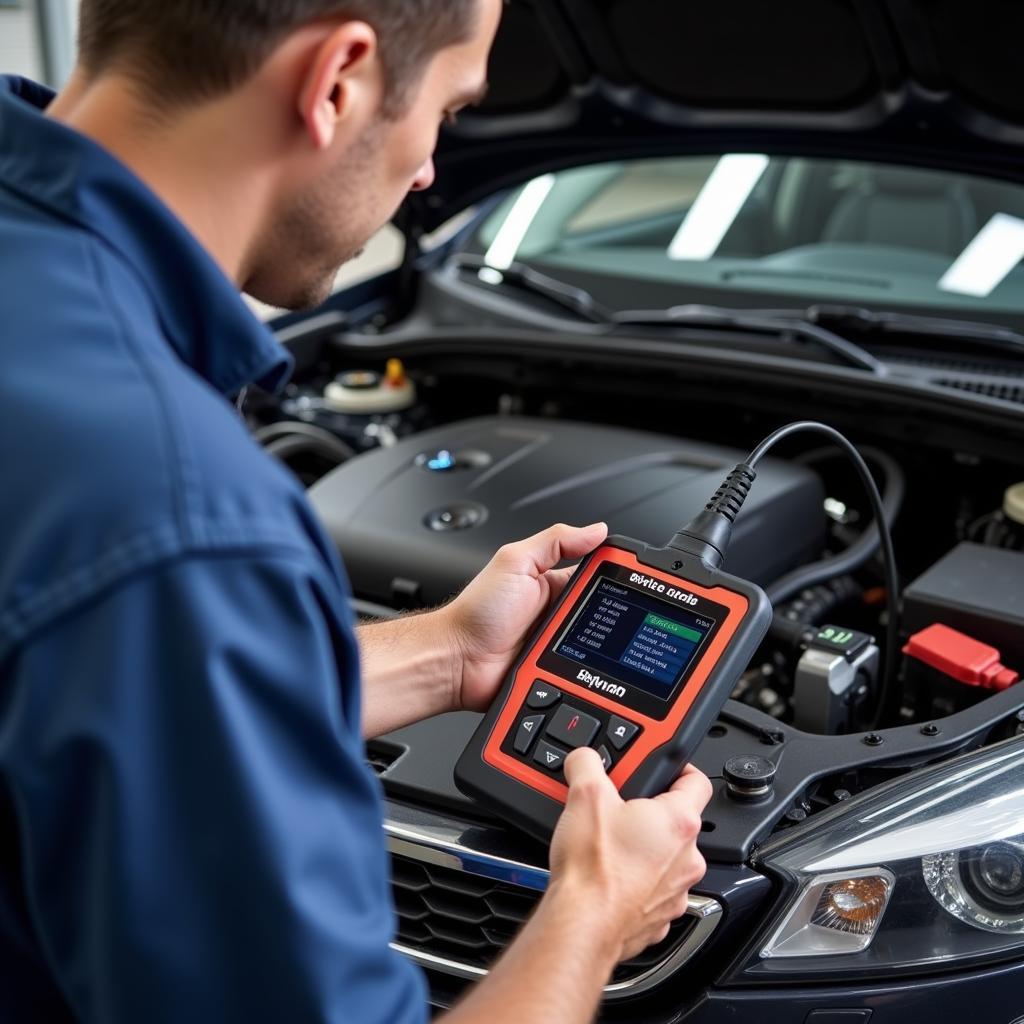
top-left (552, 576), bottom-right (715, 700)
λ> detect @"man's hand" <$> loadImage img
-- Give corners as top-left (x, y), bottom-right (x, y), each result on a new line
top-left (356, 522), bottom-right (605, 738)
top-left (443, 522), bottom-right (608, 713)
top-left (550, 748), bottom-right (712, 960)
top-left (441, 749), bottom-right (712, 1024)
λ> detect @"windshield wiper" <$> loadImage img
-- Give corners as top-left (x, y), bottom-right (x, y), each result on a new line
top-left (452, 256), bottom-right (885, 374)
top-left (452, 254), bottom-right (613, 324)
top-left (613, 304), bottom-right (887, 375)
top-left (802, 304), bottom-right (1024, 356)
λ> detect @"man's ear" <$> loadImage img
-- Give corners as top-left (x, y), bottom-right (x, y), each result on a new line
top-left (297, 21), bottom-right (380, 150)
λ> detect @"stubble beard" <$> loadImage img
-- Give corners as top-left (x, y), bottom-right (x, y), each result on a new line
top-left (250, 127), bottom-right (383, 312)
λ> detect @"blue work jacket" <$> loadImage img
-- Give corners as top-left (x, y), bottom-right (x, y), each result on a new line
top-left (0, 76), bottom-right (426, 1023)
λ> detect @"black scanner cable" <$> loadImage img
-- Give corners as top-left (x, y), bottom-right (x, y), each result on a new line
top-left (768, 445), bottom-right (905, 606)
top-left (666, 421), bottom-right (900, 728)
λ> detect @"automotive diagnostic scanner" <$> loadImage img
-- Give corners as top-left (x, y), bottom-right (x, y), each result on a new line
top-left (455, 422), bottom-right (898, 841)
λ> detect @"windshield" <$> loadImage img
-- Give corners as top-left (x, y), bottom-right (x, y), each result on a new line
top-left (465, 156), bottom-right (1024, 325)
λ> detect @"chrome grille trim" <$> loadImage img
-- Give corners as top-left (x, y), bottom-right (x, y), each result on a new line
top-left (383, 800), bottom-right (722, 999)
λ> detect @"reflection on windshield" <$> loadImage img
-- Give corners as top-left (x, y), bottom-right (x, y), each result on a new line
top-left (473, 156), bottom-right (1024, 319)
top-left (484, 174), bottom-right (556, 271)
top-left (668, 155), bottom-right (769, 261)
top-left (940, 214), bottom-right (1024, 298)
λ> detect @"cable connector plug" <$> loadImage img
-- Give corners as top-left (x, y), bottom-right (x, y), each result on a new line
top-left (903, 624), bottom-right (1019, 691)
top-left (668, 463), bottom-right (757, 568)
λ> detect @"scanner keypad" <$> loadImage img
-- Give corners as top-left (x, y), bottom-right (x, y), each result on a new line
top-left (505, 680), bottom-right (643, 778)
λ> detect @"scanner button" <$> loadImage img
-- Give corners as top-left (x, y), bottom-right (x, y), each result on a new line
top-left (514, 715), bottom-right (545, 755)
top-left (597, 745), bottom-right (613, 772)
top-left (607, 716), bottom-right (640, 751)
top-left (526, 683), bottom-right (561, 710)
top-left (533, 741), bottom-right (567, 773)
top-left (546, 705), bottom-right (600, 749)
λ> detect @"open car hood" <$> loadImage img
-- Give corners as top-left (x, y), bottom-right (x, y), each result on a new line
top-left (400, 0), bottom-right (1024, 236)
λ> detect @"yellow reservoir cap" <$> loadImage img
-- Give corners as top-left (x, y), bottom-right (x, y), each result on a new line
top-left (386, 359), bottom-right (407, 388)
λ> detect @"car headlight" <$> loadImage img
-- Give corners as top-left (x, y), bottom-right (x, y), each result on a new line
top-left (738, 735), bottom-right (1024, 980)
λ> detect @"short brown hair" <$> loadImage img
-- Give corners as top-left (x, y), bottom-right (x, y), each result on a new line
top-left (78, 0), bottom-right (480, 113)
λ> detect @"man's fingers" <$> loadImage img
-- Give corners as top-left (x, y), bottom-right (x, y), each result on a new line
top-left (502, 522), bottom-right (608, 576)
top-left (647, 888), bottom-right (695, 922)
top-left (564, 746), bottom-right (615, 793)
top-left (658, 765), bottom-right (714, 812)
top-left (544, 565), bottom-right (578, 601)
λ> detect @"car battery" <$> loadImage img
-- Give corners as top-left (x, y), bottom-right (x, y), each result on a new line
top-left (903, 543), bottom-right (1024, 671)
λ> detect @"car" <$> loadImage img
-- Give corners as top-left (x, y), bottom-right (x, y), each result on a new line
top-left (242, 2), bottom-right (1024, 1020)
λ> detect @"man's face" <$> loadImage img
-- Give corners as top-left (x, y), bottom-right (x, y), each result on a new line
top-left (247, 0), bottom-right (501, 310)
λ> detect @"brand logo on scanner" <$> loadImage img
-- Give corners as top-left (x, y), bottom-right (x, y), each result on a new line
top-left (577, 669), bottom-right (627, 699)
top-left (629, 572), bottom-right (699, 606)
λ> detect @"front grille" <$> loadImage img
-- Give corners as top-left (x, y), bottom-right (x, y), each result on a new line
top-left (389, 851), bottom-right (698, 987)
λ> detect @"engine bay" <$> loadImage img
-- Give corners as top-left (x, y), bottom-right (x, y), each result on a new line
top-left (307, 415), bottom-right (824, 607)
top-left (242, 330), bottom-right (1024, 854)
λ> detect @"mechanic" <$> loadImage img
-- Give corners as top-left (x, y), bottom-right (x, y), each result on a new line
top-left (0, 2), bottom-right (711, 1022)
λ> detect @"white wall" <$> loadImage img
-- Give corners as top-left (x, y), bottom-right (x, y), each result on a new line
top-left (0, 4), bottom-right (43, 80)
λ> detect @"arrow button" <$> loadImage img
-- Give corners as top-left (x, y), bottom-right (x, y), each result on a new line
top-left (532, 741), bottom-right (567, 773)
top-left (514, 714), bottom-right (546, 754)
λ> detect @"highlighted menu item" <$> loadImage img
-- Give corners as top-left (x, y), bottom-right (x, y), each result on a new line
top-left (644, 615), bottom-right (703, 644)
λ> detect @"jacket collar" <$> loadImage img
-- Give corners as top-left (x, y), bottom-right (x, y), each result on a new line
top-left (0, 76), bottom-right (293, 396)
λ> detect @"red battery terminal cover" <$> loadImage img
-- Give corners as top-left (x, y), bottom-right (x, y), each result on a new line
top-left (903, 623), bottom-right (1019, 691)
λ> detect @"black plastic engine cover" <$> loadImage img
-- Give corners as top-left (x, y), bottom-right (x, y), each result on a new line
top-left (309, 416), bottom-right (824, 607)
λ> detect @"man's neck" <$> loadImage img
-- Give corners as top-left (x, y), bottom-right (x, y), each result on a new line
top-left (47, 69), bottom-right (274, 286)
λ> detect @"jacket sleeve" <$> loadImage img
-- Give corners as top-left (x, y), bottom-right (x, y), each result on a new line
top-left (3, 547), bottom-right (426, 1024)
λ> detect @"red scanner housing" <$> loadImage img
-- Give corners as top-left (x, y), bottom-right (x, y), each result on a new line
top-left (456, 537), bottom-right (772, 839)
top-left (482, 546), bottom-right (751, 803)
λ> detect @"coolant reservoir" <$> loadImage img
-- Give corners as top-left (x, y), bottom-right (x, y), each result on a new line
top-left (323, 359), bottom-right (416, 414)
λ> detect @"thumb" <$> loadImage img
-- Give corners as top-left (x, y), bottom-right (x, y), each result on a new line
top-left (566, 521), bottom-right (609, 557)
top-left (564, 746), bottom-right (615, 792)
top-left (504, 522), bottom-right (608, 576)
